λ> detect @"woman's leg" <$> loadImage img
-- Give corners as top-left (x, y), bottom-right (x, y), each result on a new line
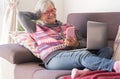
top-left (45, 49), bottom-right (114, 71)
top-left (45, 49), bottom-right (86, 70)
top-left (80, 51), bottom-right (114, 71)
top-left (96, 47), bottom-right (113, 59)
top-left (71, 47), bottom-right (113, 79)
top-left (71, 59), bottom-right (120, 78)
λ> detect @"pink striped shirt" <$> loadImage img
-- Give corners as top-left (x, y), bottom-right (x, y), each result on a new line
top-left (30, 24), bottom-right (72, 61)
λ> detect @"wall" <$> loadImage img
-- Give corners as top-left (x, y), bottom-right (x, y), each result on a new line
top-left (63, 0), bottom-right (120, 22)
top-left (18, 0), bottom-right (37, 12)
top-left (52, 0), bottom-right (64, 23)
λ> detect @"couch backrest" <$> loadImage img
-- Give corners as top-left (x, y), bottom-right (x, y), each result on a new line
top-left (67, 12), bottom-right (120, 47)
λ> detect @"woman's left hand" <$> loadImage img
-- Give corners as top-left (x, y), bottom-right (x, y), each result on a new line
top-left (64, 38), bottom-right (79, 47)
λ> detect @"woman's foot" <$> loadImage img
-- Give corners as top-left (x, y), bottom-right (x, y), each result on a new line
top-left (71, 68), bottom-right (90, 79)
top-left (114, 61), bottom-right (120, 73)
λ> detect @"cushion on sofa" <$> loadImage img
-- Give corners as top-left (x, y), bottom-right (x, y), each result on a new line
top-left (112, 25), bottom-right (120, 61)
top-left (10, 31), bottom-right (39, 53)
top-left (0, 44), bottom-right (41, 64)
top-left (33, 70), bottom-right (71, 79)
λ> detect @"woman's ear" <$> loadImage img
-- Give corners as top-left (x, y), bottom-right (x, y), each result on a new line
top-left (39, 16), bottom-right (43, 21)
top-left (40, 15), bottom-right (46, 23)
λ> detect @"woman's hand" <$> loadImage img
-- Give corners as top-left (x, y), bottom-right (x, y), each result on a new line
top-left (64, 38), bottom-right (79, 47)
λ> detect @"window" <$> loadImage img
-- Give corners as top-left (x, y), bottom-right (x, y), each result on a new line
top-left (17, 23), bottom-right (24, 31)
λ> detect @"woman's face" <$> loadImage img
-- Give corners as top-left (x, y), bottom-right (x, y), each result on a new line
top-left (41, 4), bottom-right (56, 24)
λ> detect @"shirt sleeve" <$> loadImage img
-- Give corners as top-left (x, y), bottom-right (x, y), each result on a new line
top-left (75, 30), bottom-right (86, 48)
top-left (17, 11), bottom-right (39, 33)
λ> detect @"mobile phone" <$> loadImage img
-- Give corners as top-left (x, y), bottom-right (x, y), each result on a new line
top-left (66, 27), bottom-right (76, 39)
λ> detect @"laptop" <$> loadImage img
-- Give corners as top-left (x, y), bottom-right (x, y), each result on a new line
top-left (87, 21), bottom-right (108, 50)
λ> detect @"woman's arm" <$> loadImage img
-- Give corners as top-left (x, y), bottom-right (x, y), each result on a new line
top-left (17, 11), bottom-right (39, 33)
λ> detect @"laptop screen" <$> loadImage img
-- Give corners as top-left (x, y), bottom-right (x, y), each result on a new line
top-left (87, 21), bottom-right (108, 50)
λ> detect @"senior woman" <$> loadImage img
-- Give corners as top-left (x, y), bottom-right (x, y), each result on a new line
top-left (18, 0), bottom-right (120, 77)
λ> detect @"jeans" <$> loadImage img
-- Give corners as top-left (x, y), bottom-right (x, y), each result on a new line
top-left (45, 47), bottom-right (114, 71)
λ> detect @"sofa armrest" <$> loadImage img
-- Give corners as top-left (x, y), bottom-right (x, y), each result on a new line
top-left (0, 44), bottom-right (41, 64)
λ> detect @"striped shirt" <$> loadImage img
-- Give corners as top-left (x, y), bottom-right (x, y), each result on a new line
top-left (30, 24), bottom-right (71, 61)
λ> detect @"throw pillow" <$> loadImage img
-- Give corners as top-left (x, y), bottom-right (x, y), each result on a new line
top-left (9, 31), bottom-right (39, 55)
top-left (112, 26), bottom-right (120, 61)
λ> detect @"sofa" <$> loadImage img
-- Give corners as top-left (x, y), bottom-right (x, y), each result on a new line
top-left (0, 12), bottom-right (120, 79)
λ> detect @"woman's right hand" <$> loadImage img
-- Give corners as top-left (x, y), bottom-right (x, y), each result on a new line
top-left (64, 38), bottom-right (79, 47)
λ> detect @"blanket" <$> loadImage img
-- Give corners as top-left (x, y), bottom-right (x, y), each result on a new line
top-left (58, 70), bottom-right (120, 79)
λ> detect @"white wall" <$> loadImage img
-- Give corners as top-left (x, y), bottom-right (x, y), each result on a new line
top-left (18, 0), bottom-right (37, 12)
top-left (52, 0), bottom-right (64, 22)
top-left (63, 0), bottom-right (120, 22)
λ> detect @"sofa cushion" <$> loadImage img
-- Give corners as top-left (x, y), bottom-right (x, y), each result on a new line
top-left (112, 26), bottom-right (120, 61)
top-left (15, 62), bottom-right (45, 79)
top-left (33, 70), bottom-right (71, 79)
top-left (9, 31), bottom-right (39, 55)
top-left (0, 44), bottom-right (41, 64)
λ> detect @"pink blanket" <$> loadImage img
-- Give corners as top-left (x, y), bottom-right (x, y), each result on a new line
top-left (58, 70), bottom-right (120, 79)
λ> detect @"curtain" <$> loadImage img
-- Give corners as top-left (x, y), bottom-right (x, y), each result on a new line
top-left (0, 0), bottom-right (19, 44)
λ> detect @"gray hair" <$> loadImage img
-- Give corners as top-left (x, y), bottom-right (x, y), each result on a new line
top-left (35, 0), bottom-right (54, 18)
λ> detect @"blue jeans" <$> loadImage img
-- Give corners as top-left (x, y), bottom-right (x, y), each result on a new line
top-left (45, 47), bottom-right (114, 71)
